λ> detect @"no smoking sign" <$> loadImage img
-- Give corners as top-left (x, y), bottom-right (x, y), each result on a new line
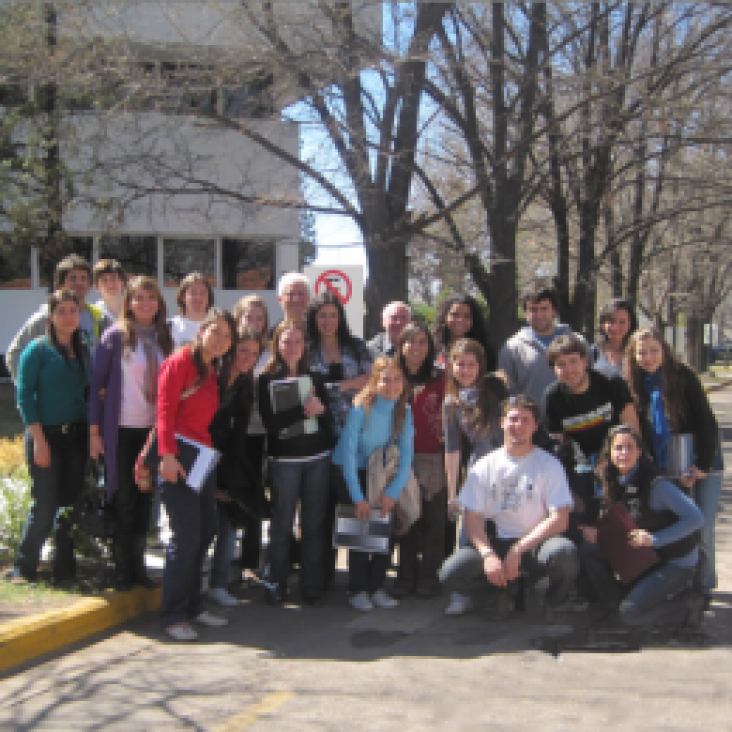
top-left (315, 269), bottom-right (353, 305)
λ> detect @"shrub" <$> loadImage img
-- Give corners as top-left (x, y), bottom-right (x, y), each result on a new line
top-left (0, 435), bottom-right (32, 558)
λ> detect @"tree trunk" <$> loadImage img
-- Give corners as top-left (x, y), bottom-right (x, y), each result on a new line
top-left (363, 235), bottom-right (408, 339)
top-left (685, 312), bottom-right (706, 373)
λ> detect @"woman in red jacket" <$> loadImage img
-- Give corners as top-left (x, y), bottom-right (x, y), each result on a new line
top-left (157, 307), bottom-right (236, 641)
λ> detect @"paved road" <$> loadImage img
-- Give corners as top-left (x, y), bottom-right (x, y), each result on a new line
top-left (2, 391), bottom-right (732, 730)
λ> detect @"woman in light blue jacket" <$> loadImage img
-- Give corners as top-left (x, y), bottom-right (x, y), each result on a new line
top-left (332, 356), bottom-right (414, 612)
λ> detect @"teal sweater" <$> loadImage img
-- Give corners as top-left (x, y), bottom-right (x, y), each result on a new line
top-left (16, 337), bottom-right (88, 426)
top-left (332, 395), bottom-right (414, 503)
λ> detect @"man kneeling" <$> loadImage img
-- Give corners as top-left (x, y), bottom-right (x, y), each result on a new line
top-left (439, 396), bottom-right (579, 615)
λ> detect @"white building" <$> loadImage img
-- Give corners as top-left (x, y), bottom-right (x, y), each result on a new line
top-left (0, 1), bottom-right (381, 368)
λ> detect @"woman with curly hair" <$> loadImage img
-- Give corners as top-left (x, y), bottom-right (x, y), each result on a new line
top-left (433, 294), bottom-right (495, 372)
top-left (592, 299), bottom-right (638, 377)
top-left (626, 327), bottom-right (722, 607)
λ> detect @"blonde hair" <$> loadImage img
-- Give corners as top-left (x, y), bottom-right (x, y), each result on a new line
top-left (354, 356), bottom-right (410, 438)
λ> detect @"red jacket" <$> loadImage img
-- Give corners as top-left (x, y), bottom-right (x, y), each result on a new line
top-left (156, 347), bottom-right (219, 455)
top-left (412, 373), bottom-right (445, 454)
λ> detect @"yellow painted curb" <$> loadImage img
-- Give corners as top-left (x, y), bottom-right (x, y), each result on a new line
top-left (0, 586), bottom-right (160, 674)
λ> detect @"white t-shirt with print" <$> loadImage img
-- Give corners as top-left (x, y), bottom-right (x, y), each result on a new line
top-left (458, 446), bottom-right (572, 540)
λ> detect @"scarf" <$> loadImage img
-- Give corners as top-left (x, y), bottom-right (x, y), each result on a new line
top-left (134, 323), bottom-right (159, 405)
top-left (644, 369), bottom-right (671, 470)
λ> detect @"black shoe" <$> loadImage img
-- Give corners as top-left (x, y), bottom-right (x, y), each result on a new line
top-left (132, 574), bottom-right (160, 590)
top-left (7, 566), bottom-right (37, 583)
top-left (301, 595), bottom-right (324, 607)
top-left (265, 589), bottom-right (284, 606)
top-left (115, 576), bottom-right (134, 592)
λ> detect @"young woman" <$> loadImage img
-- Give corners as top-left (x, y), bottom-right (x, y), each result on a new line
top-left (443, 338), bottom-right (509, 615)
top-left (89, 276), bottom-right (173, 590)
top-left (305, 291), bottom-right (372, 587)
top-left (626, 327), bottom-right (723, 606)
top-left (331, 356), bottom-right (415, 612)
top-left (207, 328), bottom-right (262, 606)
top-left (232, 294), bottom-right (271, 576)
top-left (579, 426), bottom-right (704, 635)
top-left (258, 320), bottom-right (333, 606)
top-left (157, 308), bottom-right (236, 641)
top-left (11, 290), bottom-right (89, 584)
top-left (393, 323), bottom-right (446, 597)
top-left (591, 299), bottom-right (637, 377)
top-left (169, 272), bottom-right (214, 350)
top-left (433, 294), bottom-right (496, 372)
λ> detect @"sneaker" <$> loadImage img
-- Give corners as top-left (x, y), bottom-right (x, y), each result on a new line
top-left (208, 587), bottom-right (239, 607)
top-left (349, 591), bottom-right (374, 612)
top-left (444, 592), bottom-right (473, 616)
top-left (194, 610), bottom-right (229, 627)
top-left (371, 589), bottom-right (399, 609)
top-left (166, 623), bottom-right (198, 641)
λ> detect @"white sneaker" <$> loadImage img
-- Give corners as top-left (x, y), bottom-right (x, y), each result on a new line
top-left (349, 591), bottom-right (374, 612)
top-left (444, 592), bottom-right (473, 616)
top-left (166, 623), bottom-right (198, 641)
top-left (208, 587), bottom-right (239, 607)
top-left (371, 589), bottom-right (399, 609)
top-left (194, 610), bottom-right (229, 627)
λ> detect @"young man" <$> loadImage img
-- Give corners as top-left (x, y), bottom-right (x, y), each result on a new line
top-left (367, 301), bottom-right (412, 358)
top-left (498, 280), bottom-right (580, 404)
top-left (543, 334), bottom-right (640, 462)
top-left (6, 254), bottom-right (110, 382)
top-left (439, 396), bottom-right (579, 615)
top-left (92, 259), bottom-right (126, 321)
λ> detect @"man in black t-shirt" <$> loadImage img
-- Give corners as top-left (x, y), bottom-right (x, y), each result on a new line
top-left (542, 334), bottom-right (640, 461)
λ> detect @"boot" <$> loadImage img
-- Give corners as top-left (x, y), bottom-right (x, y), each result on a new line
top-left (113, 534), bottom-right (133, 592)
top-left (130, 534), bottom-right (159, 589)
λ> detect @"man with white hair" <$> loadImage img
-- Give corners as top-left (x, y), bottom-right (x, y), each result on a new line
top-left (367, 301), bottom-right (412, 358)
top-left (273, 272), bottom-right (311, 331)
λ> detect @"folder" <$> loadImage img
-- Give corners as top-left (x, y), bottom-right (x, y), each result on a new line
top-left (333, 504), bottom-right (392, 554)
top-left (144, 433), bottom-right (220, 492)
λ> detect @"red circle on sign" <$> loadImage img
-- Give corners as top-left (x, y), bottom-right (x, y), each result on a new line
top-left (315, 270), bottom-right (353, 305)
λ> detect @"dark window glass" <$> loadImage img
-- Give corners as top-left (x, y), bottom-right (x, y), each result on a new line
top-left (0, 237), bottom-right (31, 289)
top-left (221, 239), bottom-right (274, 290)
top-left (39, 236), bottom-right (93, 290)
top-left (100, 235), bottom-right (157, 278)
top-left (163, 238), bottom-right (215, 288)
top-left (222, 72), bottom-right (274, 119)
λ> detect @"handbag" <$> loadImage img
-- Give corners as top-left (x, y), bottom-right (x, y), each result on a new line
top-left (72, 458), bottom-right (117, 539)
top-left (367, 440), bottom-right (421, 536)
top-left (134, 381), bottom-right (202, 490)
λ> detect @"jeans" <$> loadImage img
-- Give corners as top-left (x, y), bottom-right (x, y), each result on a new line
top-left (210, 507), bottom-right (237, 590)
top-left (695, 446), bottom-right (724, 593)
top-left (14, 425), bottom-right (87, 580)
top-left (159, 469), bottom-right (217, 628)
top-left (268, 456), bottom-right (330, 600)
top-left (439, 536), bottom-right (579, 607)
top-left (579, 540), bottom-right (696, 629)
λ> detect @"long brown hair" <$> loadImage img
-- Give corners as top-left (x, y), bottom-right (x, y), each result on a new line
top-left (47, 289), bottom-right (86, 370)
top-left (353, 356), bottom-right (410, 438)
top-left (219, 326), bottom-right (262, 391)
top-left (119, 276), bottom-right (173, 357)
top-left (233, 294), bottom-right (270, 341)
top-left (445, 338), bottom-right (507, 435)
top-left (189, 307), bottom-right (237, 385)
top-left (263, 320), bottom-right (309, 377)
top-left (625, 327), bottom-right (684, 431)
top-left (595, 424), bottom-right (645, 508)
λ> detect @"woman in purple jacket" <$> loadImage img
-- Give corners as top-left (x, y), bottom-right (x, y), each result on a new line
top-left (89, 276), bottom-right (174, 589)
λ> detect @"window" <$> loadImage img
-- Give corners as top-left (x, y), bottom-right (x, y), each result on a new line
top-left (221, 239), bottom-right (275, 290)
top-left (100, 235), bottom-right (157, 278)
top-left (222, 71), bottom-right (274, 119)
top-left (39, 236), bottom-right (93, 290)
top-left (0, 237), bottom-right (31, 289)
top-left (163, 238), bottom-right (215, 288)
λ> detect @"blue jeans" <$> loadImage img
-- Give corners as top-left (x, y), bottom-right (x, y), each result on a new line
top-left (268, 456), bottom-right (330, 600)
top-left (159, 470), bottom-right (217, 628)
top-left (695, 446), bottom-right (724, 593)
top-left (210, 506), bottom-right (237, 590)
top-left (579, 541), bottom-right (696, 629)
top-left (439, 536), bottom-right (579, 607)
top-left (14, 426), bottom-right (87, 580)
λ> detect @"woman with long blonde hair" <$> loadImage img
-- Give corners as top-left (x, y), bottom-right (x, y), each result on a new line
top-left (331, 356), bottom-right (414, 611)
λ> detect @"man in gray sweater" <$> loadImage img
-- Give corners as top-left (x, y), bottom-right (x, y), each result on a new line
top-left (498, 280), bottom-right (580, 405)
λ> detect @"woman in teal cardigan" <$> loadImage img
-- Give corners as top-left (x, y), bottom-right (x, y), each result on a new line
top-left (11, 290), bottom-right (89, 584)
top-left (332, 356), bottom-right (414, 611)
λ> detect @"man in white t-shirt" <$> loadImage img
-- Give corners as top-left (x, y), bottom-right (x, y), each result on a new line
top-left (439, 396), bottom-right (579, 614)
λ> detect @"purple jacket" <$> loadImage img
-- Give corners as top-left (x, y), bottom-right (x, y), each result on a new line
top-left (89, 327), bottom-right (154, 498)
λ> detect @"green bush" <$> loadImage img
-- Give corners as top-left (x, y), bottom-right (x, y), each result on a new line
top-left (0, 436), bottom-right (32, 558)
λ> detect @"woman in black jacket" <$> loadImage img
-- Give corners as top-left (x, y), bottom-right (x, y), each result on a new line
top-left (626, 327), bottom-right (723, 605)
top-left (258, 320), bottom-right (333, 606)
top-left (207, 327), bottom-right (262, 606)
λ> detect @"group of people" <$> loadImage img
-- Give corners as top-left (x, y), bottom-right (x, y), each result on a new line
top-left (6, 257), bottom-right (723, 644)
